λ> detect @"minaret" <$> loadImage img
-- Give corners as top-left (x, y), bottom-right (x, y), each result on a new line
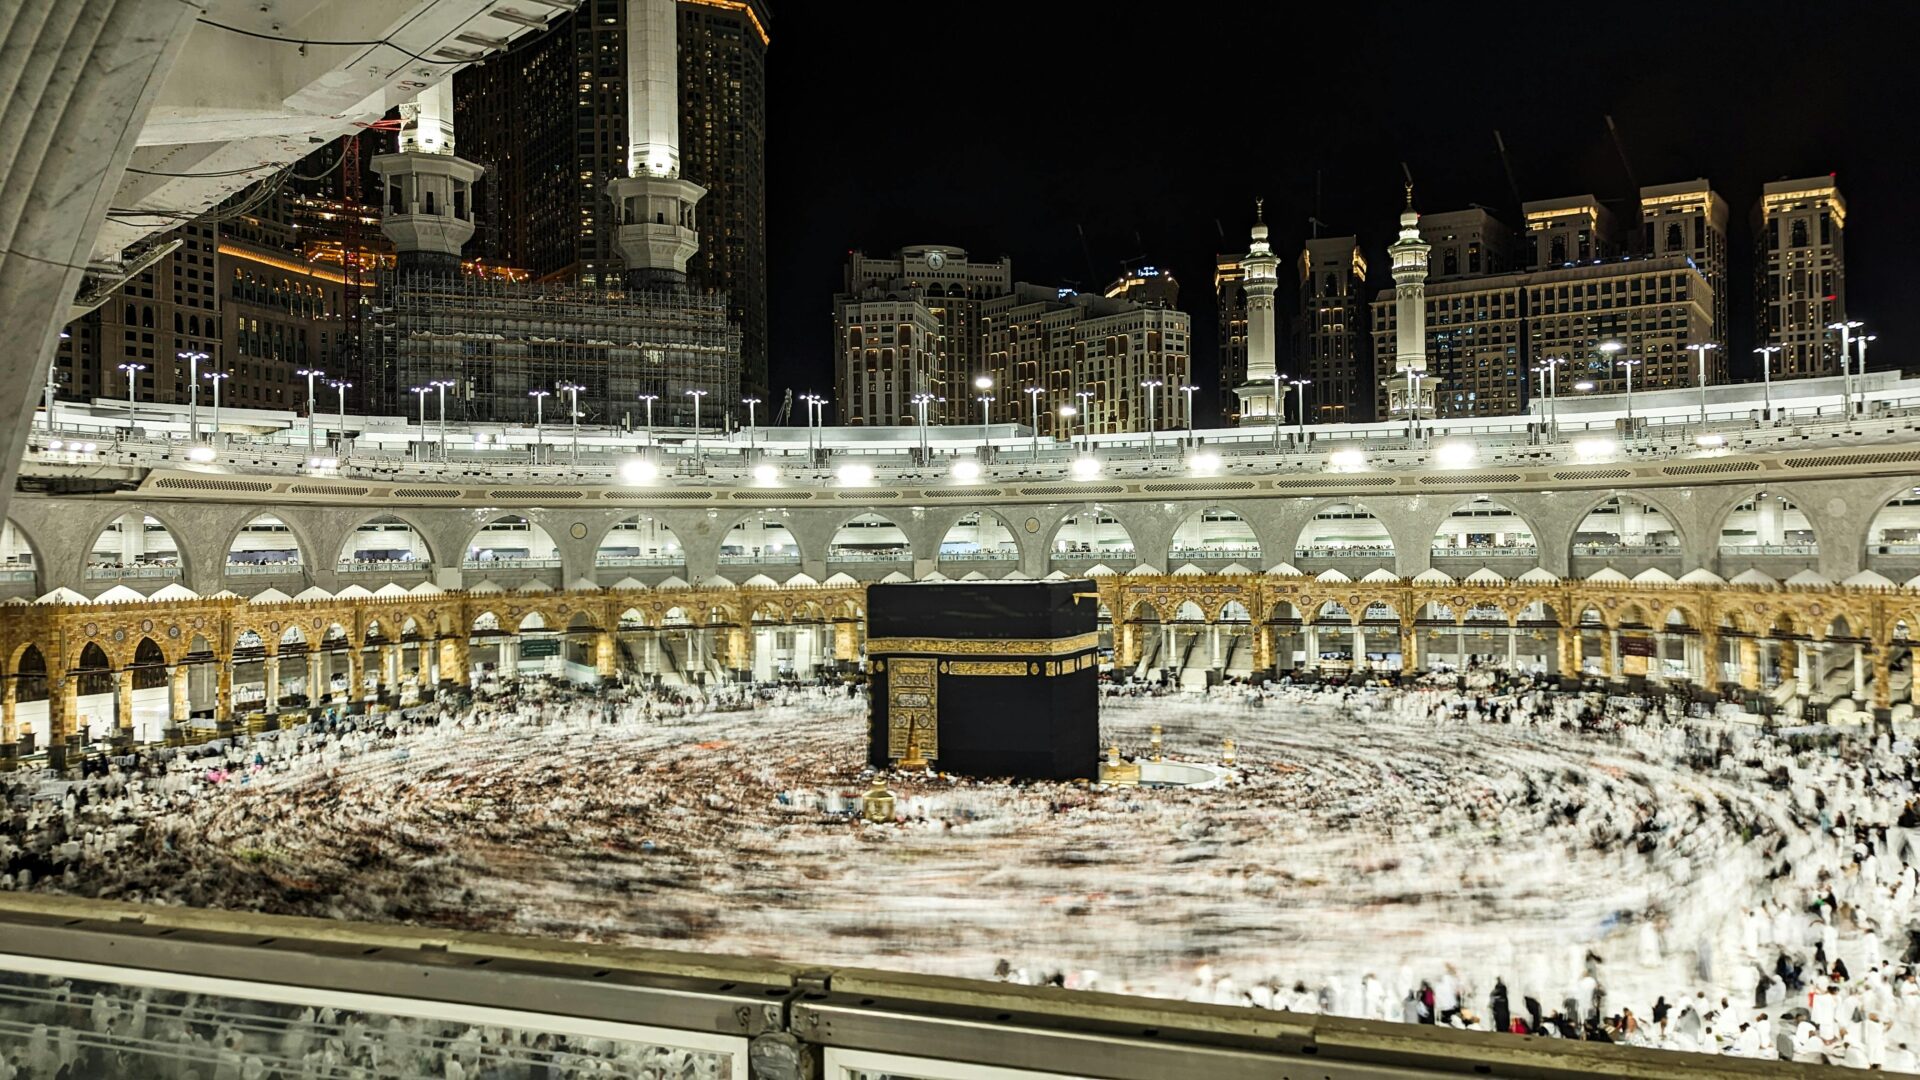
top-left (372, 81), bottom-right (484, 275)
top-left (1383, 184), bottom-right (1435, 432)
top-left (607, 0), bottom-right (705, 290)
top-left (1233, 199), bottom-right (1280, 424)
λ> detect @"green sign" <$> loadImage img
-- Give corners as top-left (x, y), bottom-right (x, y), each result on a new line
top-left (520, 637), bottom-right (561, 659)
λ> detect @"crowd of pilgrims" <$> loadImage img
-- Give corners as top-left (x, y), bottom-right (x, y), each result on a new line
top-left (2, 667), bottom-right (1920, 1069)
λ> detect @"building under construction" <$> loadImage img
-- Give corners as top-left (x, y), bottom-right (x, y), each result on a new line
top-left (365, 270), bottom-right (740, 428)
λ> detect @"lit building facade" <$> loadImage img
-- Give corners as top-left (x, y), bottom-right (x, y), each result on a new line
top-left (1214, 254), bottom-right (1247, 426)
top-left (982, 285), bottom-right (1192, 437)
top-left (1522, 195), bottom-right (1620, 270)
top-left (1291, 236), bottom-right (1370, 423)
top-left (1420, 208), bottom-right (1515, 283)
top-left (833, 246), bottom-right (1012, 427)
top-left (1756, 176), bottom-right (1846, 378)
top-left (1640, 179), bottom-right (1729, 359)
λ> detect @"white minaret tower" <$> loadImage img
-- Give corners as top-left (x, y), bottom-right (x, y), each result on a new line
top-left (607, 0), bottom-right (704, 290)
top-left (1384, 184), bottom-right (1436, 433)
top-left (1233, 199), bottom-right (1280, 424)
top-left (372, 80), bottom-right (484, 275)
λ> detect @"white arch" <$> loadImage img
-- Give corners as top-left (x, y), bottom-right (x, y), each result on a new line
top-left (225, 513), bottom-right (302, 568)
top-left (1170, 505), bottom-right (1260, 562)
top-left (464, 515), bottom-right (560, 568)
top-left (339, 514), bottom-right (434, 568)
top-left (1295, 502), bottom-right (1393, 558)
top-left (597, 515), bottom-right (683, 567)
top-left (1430, 496), bottom-right (1537, 556)
top-left (828, 513), bottom-right (910, 563)
top-left (938, 510), bottom-right (1019, 562)
top-left (86, 511), bottom-right (183, 581)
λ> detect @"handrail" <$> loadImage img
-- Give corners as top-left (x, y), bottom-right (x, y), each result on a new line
top-left (0, 895), bottom-right (1841, 1080)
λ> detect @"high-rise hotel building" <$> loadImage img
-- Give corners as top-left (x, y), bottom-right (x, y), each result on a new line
top-left (1756, 176), bottom-right (1846, 378)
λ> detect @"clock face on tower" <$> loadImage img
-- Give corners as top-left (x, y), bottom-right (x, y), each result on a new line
top-left (925, 251), bottom-right (947, 270)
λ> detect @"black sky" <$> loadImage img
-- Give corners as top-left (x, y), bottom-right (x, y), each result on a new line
top-left (762, 1), bottom-right (1909, 420)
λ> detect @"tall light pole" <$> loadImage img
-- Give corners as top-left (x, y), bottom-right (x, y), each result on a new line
top-left (202, 370), bottom-right (228, 444)
top-left (1025, 386), bottom-right (1044, 459)
top-left (742, 396), bottom-right (761, 453)
top-left (977, 395), bottom-right (994, 449)
top-left (431, 379), bottom-right (455, 461)
top-left (1178, 384), bottom-right (1198, 443)
top-left (1619, 359), bottom-right (1641, 423)
top-left (527, 389), bottom-right (549, 464)
top-left (296, 368), bottom-right (324, 456)
top-left (1058, 404), bottom-right (1078, 459)
top-left (1075, 390), bottom-right (1094, 451)
top-left (1270, 372), bottom-right (1284, 448)
top-left (1540, 356), bottom-right (1564, 435)
top-left (117, 362), bottom-right (146, 417)
top-left (1287, 378), bottom-right (1311, 439)
top-left (638, 393), bottom-right (658, 448)
top-left (329, 379), bottom-right (352, 451)
top-left (1858, 334), bottom-right (1877, 415)
top-left (910, 392), bottom-right (932, 461)
top-left (410, 386), bottom-right (431, 442)
top-left (557, 382), bottom-right (584, 465)
top-left (800, 393), bottom-right (821, 457)
top-left (1685, 343), bottom-right (1718, 424)
top-left (1829, 319), bottom-right (1863, 419)
top-left (1754, 345), bottom-right (1781, 419)
top-left (177, 350), bottom-right (207, 442)
top-left (1140, 378), bottom-right (1162, 455)
top-left (685, 388), bottom-right (707, 462)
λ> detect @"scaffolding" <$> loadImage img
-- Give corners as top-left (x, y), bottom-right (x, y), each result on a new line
top-left (362, 270), bottom-right (742, 428)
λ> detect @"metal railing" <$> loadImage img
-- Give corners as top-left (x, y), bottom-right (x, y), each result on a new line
top-left (718, 552), bottom-right (802, 565)
top-left (82, 563), bottom-right (180, 581)
top-left (824, 550), bottom-right (910, 563)
top-left (460, 556), bottom-right (562, 569)
top-left (1574, 543), bottom-right (1683, 556)
top-left (1167, 546), bottom-right (1260, 561)
top-left (937, 548), bottom-right (1020, 561)
top-left (1431, 544), bottom-right (1539, 558)
top-left (1717, 543), bottom-right (1819, 556)
top-left (0, 896), bottom-right (1830, 1080)
top-left (223, 561), bottom-right (302, 575)
top-left (1295, 544), bottom-right (1394, 559)
top-left (595, 554), bottom-right (686, 567)
top-left (0, 568), bottom-right (35, 583)
top-left (337, 558), bottom-right (430, 573)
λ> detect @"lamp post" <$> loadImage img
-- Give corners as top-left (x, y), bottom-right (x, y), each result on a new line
top-left (637, 393), bottom-right (658, 449)
top-left (910, 392), bottom-right (932, 461)
top-left (1178, 384), bottom-right (1198, 444)
top-left (431, 379), bottom-right (455, 461)
top-left (557, 382), bottom-right (584, 465)
top-left (977, 395), bottom-right (994, 450)
top-left (202, 370), bottom-right (228, 444)
top-left (1058, 404), bottom-right (1078, 461)
top-left (1753, 345), bottom-right (1781, 419)
top-left (799, 393), bottom-right (821, 457)
top-left (1685, 342), bottom-right (1718, 424)
top-left (527, 389), bottom-right (549, 464)
top-left (742, 396), bottom-right (761, 453)
top-left (1540, 356), bottom-right (1563, 434)
top-left (296, 368), bottom-right (324, 455)
top-left (177, 351), bottom-right (207, 442)
top-left (1025, 386), bottom-right (1043, 459)
top-left (1270, 372), bottom-right (1284, 448)
top-left (118, 362), bottom-right (146, 416)
top-left (1140, 378), bottom-right (1161, 455)
top-left (1858, 334), bottom-right (1877, 415)
top-left (1287, 378), bottom-right (1311, 439)
top-left (685, 388), bottom-right (707, 463)
top-left (329, 379), bottom-right (352, 453)
top-left (410, 386), bottom-right (431, 441)
top-left (1075, 390), bottom-right (1094, 451)
top-left (1619, 359), bottom-right (1641, 423)
top-left (1829, 320), bottom-right (1863, 419)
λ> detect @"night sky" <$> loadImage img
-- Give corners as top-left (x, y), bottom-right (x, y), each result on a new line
top-left (764, 1), bottom-right (1909, 420)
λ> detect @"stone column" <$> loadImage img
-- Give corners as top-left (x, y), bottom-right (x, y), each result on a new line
top-left (1699, 630), bottom-right (1719, 688)
top-left (440, 637), bottom-right (469, 686)
top-left (1794, 641), bottom-right (1809, 698)
top-left (308, 651), bottom-right (325, 703)
top-left (1, 676), bottom-right (15, 745)
top-left (264, 653), bottom-right (281, 713)
top-left (1873, 652), bottom-right (1892, 711)
top-left (215, 659), bottom-right (234, 722)
top-left (1505, 625), bottom-right (1519, 671)
top-left (596, 632), bottom-right (617, 679)
top-left (1304, 625), bottom-right (1319, 670)
top-left (114, 670), bottom-right (134, 738)
top-left (1118, 623), bottom-right (1137, 668)
top-left (834, 621), bottom-right (857, 664)
top-left (346, 650), bottom-right (364, 703)
top-left (170, 665), bottom-right (190, 724)
top-left (1209, 624), bottom-right (1222, 669)
top-left (1558, 628), bottom-right (1577, 676)
top-left (1350, 626), bottom-right (1366, 672)
top-left (1608, 630), bottom-right (1622, 678)
top-left (1457, 625), bottom-right (1468, 670)
top-left (1854, 644), bottom-right (1866, 701)
top-left (729, 625), bottom-right (749, 679)
top-left (1400, 622), bottom-right (1417, 675)
top-left (47, 677), bottom-right (76, 772)
top-left (1739, 638), bottom-right (1760, 691)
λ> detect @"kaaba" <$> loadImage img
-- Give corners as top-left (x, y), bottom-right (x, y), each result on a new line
top-left (865, 580), bottom-right (1099, 781)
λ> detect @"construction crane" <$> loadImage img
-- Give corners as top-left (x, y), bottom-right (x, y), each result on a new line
top-left (1493, 131), bottom-right (1523, 208)
top-left (1605, 115), bottom-right (1640, 193)
top-left (772, 387), bottom-right (794, 426)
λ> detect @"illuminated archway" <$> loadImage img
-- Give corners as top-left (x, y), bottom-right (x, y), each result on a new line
top-left (86, 512), bottom-right (183, 583)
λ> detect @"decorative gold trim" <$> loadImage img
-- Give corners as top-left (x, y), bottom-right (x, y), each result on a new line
top-left (866, 632), bottom-right (1098, 658)
top-left (886, 656), bottom-right (937, 760)
top-left (944, 661), bottom-right (1032, 677)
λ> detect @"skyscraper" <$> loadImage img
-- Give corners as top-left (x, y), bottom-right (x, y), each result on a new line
top-left (1522, 195), bottom-right (1621, 270)
top-left (1213, 254), bottom-right (1247, 426)
top-left (455, 0), bottom-right (770, 390)
top-left (1640, 179), bottom-right (1729, 360)
top-left (1755, 176), bottom-right (1846, 378)
top-left (1291, 236), bottom-right (1370, 423)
